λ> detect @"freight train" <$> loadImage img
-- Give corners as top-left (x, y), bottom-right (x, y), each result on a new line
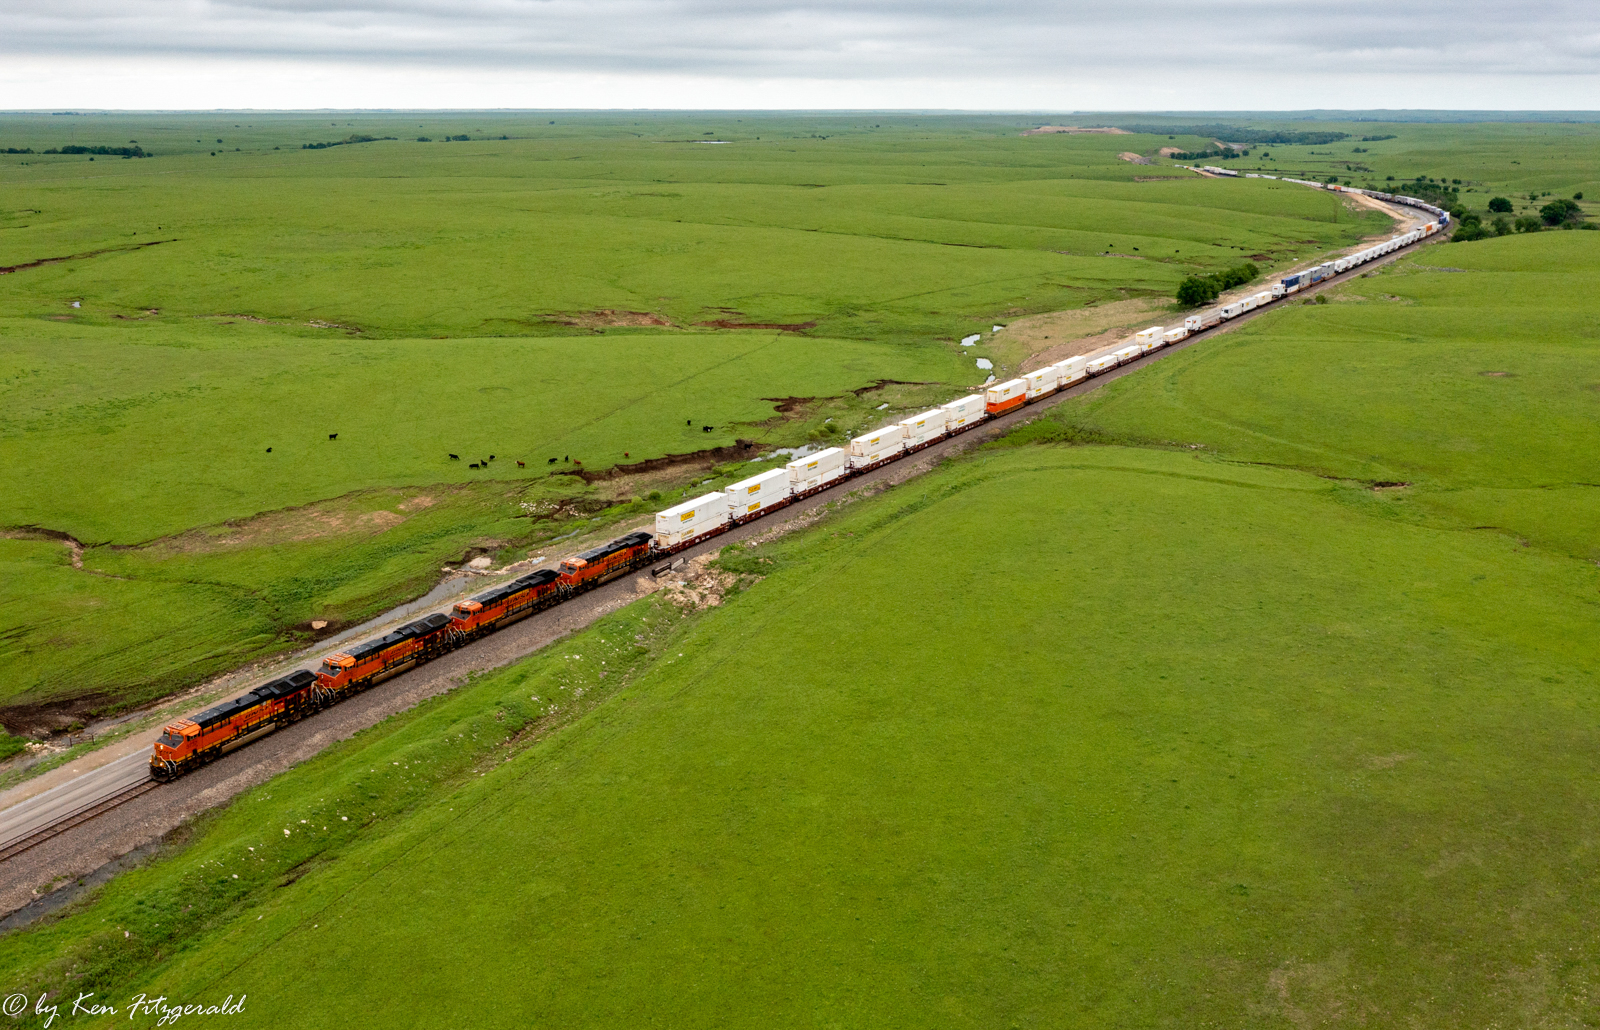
top-left (148, 187), bottom-right (1449, 782)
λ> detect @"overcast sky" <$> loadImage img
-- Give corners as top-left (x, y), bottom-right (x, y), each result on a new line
top-left (2, 0), bottom-right (1597, 109)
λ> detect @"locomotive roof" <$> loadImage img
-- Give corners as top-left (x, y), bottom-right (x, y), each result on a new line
top-left (470, 569), bottom-right (559, 608)
top-left (342, 613), bottom-right (449, 661)
top-left (573, 532), bottom-right (652, 563)
top-left (194, 669), bottom-right (318, 728)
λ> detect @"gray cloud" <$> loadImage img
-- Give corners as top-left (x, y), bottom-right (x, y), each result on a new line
top-left (4, 0), bottom-right (1596, 76)
top-left (1, 0), bottom-right (1596, 107)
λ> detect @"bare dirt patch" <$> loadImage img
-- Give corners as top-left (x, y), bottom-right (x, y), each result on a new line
top-left (140, 488), bottom-right (465, 557)
top-left (553, 309), bottom-right (675, 329)
top-left (207, 313), bottom-right (282, 325)
top-left (697, 318), bottom-right (817, 332)
top-left (1021, 327), bottom-right (1137, 373)
top-left (635, 553), bottom-right (743, 610)
top-left (3, 527), bottom-right (85, 569)
top-left (1118, 152), bottom-right (1151, 165)
top-left (559, 440), bottom-right (763, 486)
top-left (851, 378), bottom-right (935, 397)
top-left (996, 298), bottom-right (1165, 372)
top-left (0, 239), bottom-right (176, 277)
top-left (1021, 126), bottom-right (1129, 136)
top-left (1158, 147), bottom-right (1184, 157)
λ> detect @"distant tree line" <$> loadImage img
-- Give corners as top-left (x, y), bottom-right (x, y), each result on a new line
top-left (302, 134), bottom-right (396, 150)
top-left (1175, 261), bottom-right (1259, 307)
top-left (1116, 124), bottom-right (1351, 146)
top-left (5, 144), bottom-right (152, 157)
top-left (1359, 135), bottom-right (1398, 142)
top-left (1168, 146), bottom-right (1249, 161)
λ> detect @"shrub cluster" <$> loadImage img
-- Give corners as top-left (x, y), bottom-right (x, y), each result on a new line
top-left (1175, 261), bottom-right (1259, 307)
top-left (302, 134), bottom-right (395, 150)
top-left (1455, 195), bottom-right (1591, 242)
top-left (1540, 198), bottom-right (1586, 226)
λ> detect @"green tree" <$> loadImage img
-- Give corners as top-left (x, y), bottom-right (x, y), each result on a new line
top-left (1540, 199), bottom-right (1583, 226)
top-left (1514, 215), bottom-right (1543, 233)
top-left (1488, 196), bottom-right (1513, 213)
top-left (1492, 216), bottom-right (1513, 236)
top-left (1176, 276), bottom-right (1220, 307)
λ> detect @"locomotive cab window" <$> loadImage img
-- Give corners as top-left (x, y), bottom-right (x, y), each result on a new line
top-left (160, 732), bottom-right (184, 747)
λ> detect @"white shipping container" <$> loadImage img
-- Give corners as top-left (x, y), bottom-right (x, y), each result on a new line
top-left (1053, 355), bottom-right (1090, 386)
top-left (1220, 301), bottom-right (1245, 319)
top-left (1024, 367), bottom-right (1060, 399)
top-left (849, 424), bottom-right (905, 457)
top-left (725, 468), bottom-right (789, 516)
top-left (1255, 291), bottom-right (1274, 307)
top-left (848, 440), bottom-right (905, 468)
top-left (655, 491), bottom-right (728, 546)
top-left (789, 464), bottom-right (847, 495)
top-left (786, 446), bottom-right (845, 483)
top-left (1163, 327), bottom-right (1188, 345)
top-left (1113, 345), bottom-right (1142, 365)
top-left (1135, 326), bottom-right (1165, 346)
top-left (1086, 354), bottom-right (1118, 376)
top-left (941, 394), bottom-right (986, 429)
top-left (1240, 296), bottom-right (1258, 313)
top-left (899, 408), bottom-right (949, 447)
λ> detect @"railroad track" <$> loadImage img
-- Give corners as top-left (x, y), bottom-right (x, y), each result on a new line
top-left (0, 778), bottom-right (158, 864)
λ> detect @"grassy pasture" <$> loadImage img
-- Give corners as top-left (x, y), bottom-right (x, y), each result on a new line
top-left (0, 113), bottom-right (1393, 718)
top-left (0, 127), bottom-right (1378, 343)
top-left (1054, 231), bottom-right (1600, 560)
top-left (0, 326), bottom-right (974, 543)
top-left (7, 445), bottom-right (1599, 1027)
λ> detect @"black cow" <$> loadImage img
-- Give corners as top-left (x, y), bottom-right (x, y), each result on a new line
top-left (702, 425), bottom-right (713, 433)
top-left (328, 433), bottom-right (338, 440)
top-left (548, 457), bottom-right (557, 464)
top-left (469, 462), bottom-right (480, 469)
top-left (266, 447), bottom-right (272, 453)
top-left (489, 455), bottom-right (495, 461)
top-left (449, 453), bottom-right (460, 460)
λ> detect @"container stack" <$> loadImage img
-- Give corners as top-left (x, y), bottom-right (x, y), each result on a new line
top-left (654, 491), bottom-right (728, 548)
top-left (787, 446), bottom-right (847, 493)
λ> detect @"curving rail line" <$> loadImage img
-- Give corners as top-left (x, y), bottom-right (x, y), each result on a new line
top-left (0, 186), bottom-right (1450, 863)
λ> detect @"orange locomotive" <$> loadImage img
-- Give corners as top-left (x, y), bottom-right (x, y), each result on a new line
top-left (150, 670), bottom-right (322, 781)
top-left (150, 532), bottom-right (657, 781)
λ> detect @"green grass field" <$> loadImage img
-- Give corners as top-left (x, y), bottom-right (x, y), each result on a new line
top-left (6, 443), bottom-right (1598, 1027)
top-left (1052, 230), bottom-right (1600, 561)
top-left (0, 112), bottom-right (1396, 720)
top-left (3, 223), bottom-right (1598, 1026)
